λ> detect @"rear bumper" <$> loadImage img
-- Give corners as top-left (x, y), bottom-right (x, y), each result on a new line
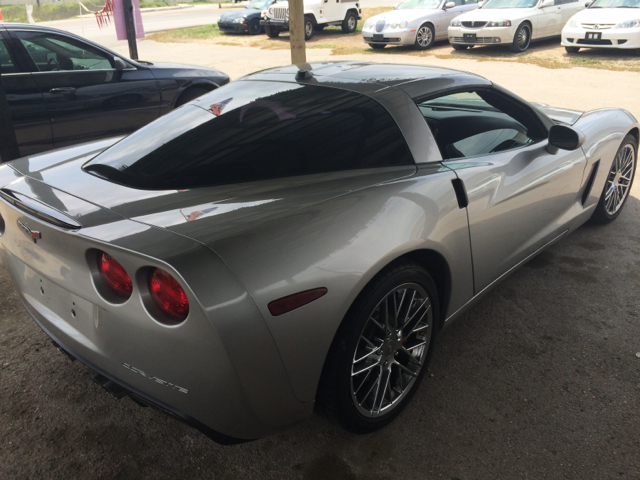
top-left (26, 302), bottom-right (248, 445)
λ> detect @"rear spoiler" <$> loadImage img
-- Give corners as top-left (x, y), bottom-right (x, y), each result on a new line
top-left (0, 188), bottom-right (82, 230)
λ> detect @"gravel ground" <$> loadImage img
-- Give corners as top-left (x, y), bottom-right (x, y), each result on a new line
top-left (1, 38), bottom-right (640, 479)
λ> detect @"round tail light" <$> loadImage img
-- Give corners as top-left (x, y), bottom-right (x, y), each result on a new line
top-left (148, 268), bottom-right (189, 321)
top-left (97, 252), bottom-right (133, 299)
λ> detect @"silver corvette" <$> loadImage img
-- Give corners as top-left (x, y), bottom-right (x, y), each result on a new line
top-left (0, 62), bottom-right (637, 443)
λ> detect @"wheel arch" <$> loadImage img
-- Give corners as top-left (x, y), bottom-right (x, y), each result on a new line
top-left (627, 127), bottom-right (639, 145)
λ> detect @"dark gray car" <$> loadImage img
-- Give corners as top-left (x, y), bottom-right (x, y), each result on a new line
top-left (0, 23), bottom-right (229, 157)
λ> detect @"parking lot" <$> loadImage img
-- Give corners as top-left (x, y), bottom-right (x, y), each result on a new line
top-left (2, 12), bottom-right (640, 480)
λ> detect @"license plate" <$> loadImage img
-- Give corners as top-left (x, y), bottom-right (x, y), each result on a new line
top-left (585, 32), bottom-right (601, 41)
top-left (373, 34), bottom-right (384, 41)
top-left (463, 33), bottom-right (477, 42)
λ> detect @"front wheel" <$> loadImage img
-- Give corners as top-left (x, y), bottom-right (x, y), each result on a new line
top-left (304, 15), bottom-right (315, 41)
top-left (317, 259), bottom-right (438, 433)
top-left (342, 11), bottom-right (358, 34)
top-left (509, 23), bottom-right (531, 52)
top-left (414, 23), bottom-right (435, 50)
top-left (248, 18), bottom-right (262, 35)
top-left (452, 44), bottom-right (468, 51)
top-left (264, 25), bottom-right (280, 38)
top-left (565, 46), bottom-right (580, 54)
top-left (591, 134), bottom-right (637, 223)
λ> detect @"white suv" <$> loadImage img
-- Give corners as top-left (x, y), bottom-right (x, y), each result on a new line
top-left (260, 0), bottom-right (362, 40)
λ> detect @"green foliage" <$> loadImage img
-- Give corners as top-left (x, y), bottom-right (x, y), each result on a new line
top-left (0, 3), bottom-right (81, 23)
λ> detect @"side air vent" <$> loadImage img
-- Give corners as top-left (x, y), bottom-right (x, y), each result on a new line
top-left (581, 160), bottom-right (600, 205)
top-left (0, 189), bottom-right (82, 229)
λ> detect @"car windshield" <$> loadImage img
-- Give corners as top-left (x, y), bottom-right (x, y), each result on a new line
top-left (481, 0), bottom-right (538, 8)
top-left (589, 0), bottom-right (640, 7)
top-left (247, 0), bottom-right (274, 9)
top-left (397, 0), bottom-right (442, 9)
top-left (83, 81), bottom-right (413, 190)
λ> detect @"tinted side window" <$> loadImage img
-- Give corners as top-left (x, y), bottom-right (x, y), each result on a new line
top-left (15, 31), bottom-right (114, 72)
top-left (85, 82), bottom-right (414, 189)
top-left (0, 39), bottom-right (18, 74)
top-left (417, 91), bottom-right (547, 160)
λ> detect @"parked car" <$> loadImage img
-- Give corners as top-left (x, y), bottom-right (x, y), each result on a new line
top-left (218, 0), bottom-right (282, 35)
top-left (362, 0), bottom-right (479, 50)
top-left (449, 0), bottom-right (585, 52)
top-left (260, 0), bottom-right (361, 40)
top-left (561, 0), bottom-right (640, 53)
top-left (0, 62), bottom-right (636, 443)
top-left (0, 23), bottom-right (229, 157)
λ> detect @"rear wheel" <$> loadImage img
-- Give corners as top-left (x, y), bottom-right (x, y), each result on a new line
top-left (452, 44), bottom-right (468, 51)
top-left (304, 15), bottom-right (315, 41)
top-left (509, 22), bottom-right (531, 52)
top-left (414, 23), bottom-right (435, 50)
top-left (265, 25), bottom-right (280, 38)
top-left (342, 11), bottom-right (358, 33)
top-left (565, 46), bottom-right (580, 54)
top-left (318, 259), bottom-right (438, 433)
top-left (591, 134), bottom-right (637, 223)
top-left (369, 43), bottom-right (386, 50)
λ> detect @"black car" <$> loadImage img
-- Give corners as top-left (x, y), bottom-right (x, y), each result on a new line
top-left (217, 0), bottom-right (282, 35)
top-left (0, 23), bottom-right (229, 157)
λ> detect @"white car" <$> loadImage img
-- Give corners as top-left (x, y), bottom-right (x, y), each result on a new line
top-left (561, 0), bottom-right (640, 53)
top-left (362, 0), bottom-right (479, 50)
top-left (449, 0), bottom-right (585, 52)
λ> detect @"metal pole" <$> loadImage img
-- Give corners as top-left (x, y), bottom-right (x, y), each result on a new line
top-left (122, 0), bottom-right (139, 60)
top-left (288, 0), bottom-right (305, 64)
top-left (0, 78), bottom-right (21, 162)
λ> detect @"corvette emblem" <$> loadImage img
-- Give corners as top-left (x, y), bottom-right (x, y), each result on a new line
top-left (18, 220), bottom-right (41, 243)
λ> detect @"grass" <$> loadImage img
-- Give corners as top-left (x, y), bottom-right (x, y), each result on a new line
top-left (151, 23), bottom-right (222, 41)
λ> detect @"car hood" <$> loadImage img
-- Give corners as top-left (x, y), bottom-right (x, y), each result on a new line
top-left (454, 7), bottom-right (532, 21)
top-left (220, 8), bottom-right (261, 20)
top-left (6, 140), bottom-right (417, 245)
top-left (568, 7), bottom-right (640, 24)
top-left (368, 8), bottom-right (443, 23)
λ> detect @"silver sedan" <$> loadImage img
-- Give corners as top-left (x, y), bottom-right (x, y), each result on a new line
top-left (0, 62), bottom-right (637, 443)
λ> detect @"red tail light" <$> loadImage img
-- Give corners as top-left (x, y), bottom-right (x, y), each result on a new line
top-left (97, 252), bottom-right (133, 299)
top-left (148, 268), bottom-right (189, 321)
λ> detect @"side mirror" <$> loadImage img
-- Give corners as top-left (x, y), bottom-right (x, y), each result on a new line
top-left (584, 0), bottom-right (593, 6)
top-left (478, 0), bottom-right (484, 6)
top-left (113, 56), bottom-right (128, 72)
top-left (540, 0), bottom-right (554, 7)
top-left (546, 125), bottom-right (585, 154)
top-left (445, 1), bottom-right (456, 8)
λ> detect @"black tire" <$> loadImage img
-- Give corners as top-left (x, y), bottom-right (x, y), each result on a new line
top-left (265, 25), bottom-right (280, 38)
top-left (591, 134), bottom-right (637, 224)
top-left (369, 43), bottom-right (386, 50)
top-left (248, 18), bottom-right (262, 35)
top-left (452, 44), bottom-right (468, 51)
top-left (174, 86), bottom-right (211, 108)
top-left (342, 11), bottom-right (358, 34)
top-left (304, 15), bottom-right (315, 41)
top-left (509, 22), bottom-right (531, 52)
top-left (565, 46), bottom-right (580, 54)
top-left (414, 23), bottom-right (435, 50)
top-left (317, 259), bottom-right (439, 433)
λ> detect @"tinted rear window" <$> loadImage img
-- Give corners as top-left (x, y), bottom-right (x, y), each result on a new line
top-left (84, 81), bottom-right (414, 190)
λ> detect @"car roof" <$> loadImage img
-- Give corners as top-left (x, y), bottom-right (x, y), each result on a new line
top-left (239, 61), bottom-right (491, 94)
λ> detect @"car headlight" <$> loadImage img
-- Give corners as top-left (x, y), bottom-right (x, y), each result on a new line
top-left (232, 17), bottom-right (245, 23)
top-left (268, 7), bottom-right (273, 14)
top-left (566, 18), bottom-right (579, 28)
top-left (364, 19), bottom-right (373, 29)
top-left (399, 20), bottom-right (408, 29)
top-left (613, 19), bottom-right (640, 29)
top-left (451, 19), bottom-right (462, 27)
top-left (486, 20), bottom-right (511, 27)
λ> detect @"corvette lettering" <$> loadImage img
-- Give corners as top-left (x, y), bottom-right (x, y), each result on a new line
top-left (122, 363), bottom-right (188, 394)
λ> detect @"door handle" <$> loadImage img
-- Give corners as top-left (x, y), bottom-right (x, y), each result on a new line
top-left (49, 87), bottom-right (76, 95)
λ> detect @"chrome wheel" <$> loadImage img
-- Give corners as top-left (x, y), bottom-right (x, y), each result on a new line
top-left (604, 143), bottom-right (635, 215)
top-left (515, 25), bottom-right (530, 51)
top-left (416, 25), bottom-right (433, 49)
top-left (305, 21), bottom-right (313, 38)
top-left (348, 16), bottom-right (356, 31)
top-left (350, 283), bottom-right (433, 418)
